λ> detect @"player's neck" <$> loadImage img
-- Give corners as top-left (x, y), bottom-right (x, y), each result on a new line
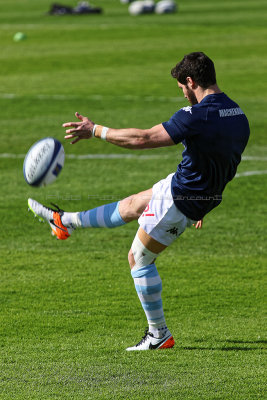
top-left (196, 84), bottom-right (222, 103)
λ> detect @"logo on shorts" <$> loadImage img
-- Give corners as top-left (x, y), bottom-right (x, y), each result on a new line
top-left (166, 227), bottom-right (179, 236)
top-left (142, 204), bottom-right (155, 217)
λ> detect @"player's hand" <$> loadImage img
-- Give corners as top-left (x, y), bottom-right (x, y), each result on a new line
top-left (63, 112), bottom-right (95, 144)
top-left (193, 219), bottom-right (203, 229)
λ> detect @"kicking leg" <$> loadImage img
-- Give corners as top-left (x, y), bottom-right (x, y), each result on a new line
top-left (27, 188), bottom-right (152, 240)
top-left (73, 188), bottom-right (152, 227)
top-left (126, 228), bottom-right (175, 351)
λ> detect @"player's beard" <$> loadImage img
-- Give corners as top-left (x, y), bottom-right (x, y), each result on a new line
top-left (186, 86), bottom-right (198, 105)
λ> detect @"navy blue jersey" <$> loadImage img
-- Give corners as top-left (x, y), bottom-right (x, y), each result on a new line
top-left (162, 93), bottom-right (250, 220)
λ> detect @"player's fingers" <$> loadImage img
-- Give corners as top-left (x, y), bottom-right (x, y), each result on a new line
top-left (62, 122), bottom-right (80, 128)
top-left (196, 220), bottom-right (203, 229)
top-left (71, 137), bottom-right (81, 145)
top-left (193, 220), bottom-right (201, 229)
top-left (65, 128), bottom-right (80, 134)
top-left (64, 134), bottom-right (75, 139)
top-left (75, 112), bottom-right (84, 121)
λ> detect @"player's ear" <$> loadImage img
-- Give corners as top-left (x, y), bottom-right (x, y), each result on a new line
top-left (186, 77), bottom-right (196, 89)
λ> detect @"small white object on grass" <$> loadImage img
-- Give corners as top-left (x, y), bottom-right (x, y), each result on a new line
top-left (129, 1), bottom-right (155, 15)
top-left (155, 0), bottom-right (177, 14)
top-left (13, 32), bottom-right (27, 42)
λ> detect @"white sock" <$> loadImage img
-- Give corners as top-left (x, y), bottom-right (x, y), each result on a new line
top-left (149, 325), bottom-right (168, 338)
top-left (61, 212), bottom-right (82, 228)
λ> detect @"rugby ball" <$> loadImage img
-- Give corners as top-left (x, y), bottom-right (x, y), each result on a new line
top-left (129, 1), bottom-right (155, 15)
top-left (155, 0), bottom-right (177, 14)
top-left (23, 137), bottom-right (65, 187)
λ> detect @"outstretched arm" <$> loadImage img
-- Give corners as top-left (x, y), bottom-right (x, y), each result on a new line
top-left (63, 112), bottom-right (175, 149)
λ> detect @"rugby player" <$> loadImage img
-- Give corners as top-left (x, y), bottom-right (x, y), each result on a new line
top-left (28, 52), bottom-right (250, 350)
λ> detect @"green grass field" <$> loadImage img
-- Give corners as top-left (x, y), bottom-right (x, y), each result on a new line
top-left (0, 0), bottom-right (266, 398)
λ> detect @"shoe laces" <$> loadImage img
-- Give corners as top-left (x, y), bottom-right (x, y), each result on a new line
top-left (136, 328), bottom-right (154, 347)
top-left (50, 203), bottom-right (65, 215)
top-left (48, 203), bottom-right (68, 232)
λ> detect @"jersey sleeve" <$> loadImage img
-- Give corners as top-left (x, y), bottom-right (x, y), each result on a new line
top-left (162, 106), bottom-right (202, 144)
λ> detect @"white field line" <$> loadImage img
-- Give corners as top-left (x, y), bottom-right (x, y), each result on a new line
top-left (242, 156), bottom-right (267, 161)
top-left (1, 153), bottom-right (267, 161)
top-left (0, 153), bottom-right (171, 160)
top-left (235, 170), bottom-right (267, 178)
top-left (1, 152), bottom-right (267, 178)
top-left (66, 153), bottom-right (171, 160)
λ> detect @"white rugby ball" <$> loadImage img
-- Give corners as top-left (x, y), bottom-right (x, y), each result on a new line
top-left (23, 137), bottom-right (65, 187)
top-left (129, 1), bottom-right (155, 15)
top-left (155, 0), bottom-right (177, 14)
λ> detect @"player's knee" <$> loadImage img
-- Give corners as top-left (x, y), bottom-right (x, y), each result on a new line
top-left (127, 193), bottom-right (149, 217)
top-left (127, 194), bottom-right (143, 216)
top-left (130, 234), bottom-right (158, 269)
top-left (120, 195), bottom-right (140, 222)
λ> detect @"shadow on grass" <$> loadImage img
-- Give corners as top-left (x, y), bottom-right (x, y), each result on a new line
top-left (180, 339), bottom-right (266, 351)
top-left (180, 346), bottom-right (262, 351)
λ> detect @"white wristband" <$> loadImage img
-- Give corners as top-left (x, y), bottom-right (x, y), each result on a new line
top-left (92, 124), bottom-right (98, 137)
top-left (101, 126), bottom-right (109, 141)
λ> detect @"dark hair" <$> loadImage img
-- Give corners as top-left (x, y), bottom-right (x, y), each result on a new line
top-left (171, 52), bottom-right (216, 88)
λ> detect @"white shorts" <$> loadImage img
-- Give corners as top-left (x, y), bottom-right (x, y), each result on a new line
top-left (138, 173), bottom-right (196, 246)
